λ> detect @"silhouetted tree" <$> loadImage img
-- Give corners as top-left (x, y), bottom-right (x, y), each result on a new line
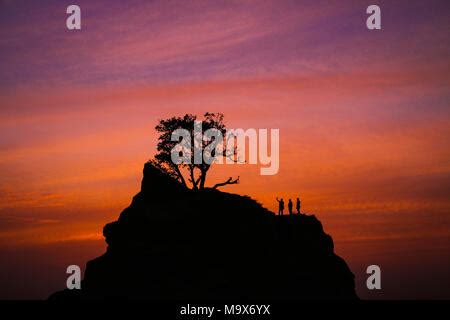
top-left (149, 113), bottom-right (239, 190)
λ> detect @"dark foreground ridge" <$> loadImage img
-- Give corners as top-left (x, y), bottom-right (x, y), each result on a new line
top-left (50, 163), bottom-right (357, 300)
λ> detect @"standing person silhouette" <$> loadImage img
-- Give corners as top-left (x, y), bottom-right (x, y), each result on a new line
top-left (276, 197), bottom-right (284, 216)
top-left (296, 197), bottom-right (301, 214)
top-left (288, 199), bottom-right (293, 215)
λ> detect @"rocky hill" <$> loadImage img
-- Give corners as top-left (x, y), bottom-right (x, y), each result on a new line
top-left (50, 162), bottom-right (357, 300)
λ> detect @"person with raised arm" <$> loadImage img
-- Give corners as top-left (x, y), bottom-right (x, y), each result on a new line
top-left (276, 197), bottom-right (284, 216)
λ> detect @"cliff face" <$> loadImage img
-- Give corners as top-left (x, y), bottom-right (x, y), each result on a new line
top-left (51, 163), bottom-right (357, 300)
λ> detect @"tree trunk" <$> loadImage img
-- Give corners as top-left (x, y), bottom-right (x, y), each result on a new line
top-left (189, 165), bottom-right (198, 190)
top-left (199, 169), bottom-right (206, 190)
top-left (174, 166), bottom-right (187, 188)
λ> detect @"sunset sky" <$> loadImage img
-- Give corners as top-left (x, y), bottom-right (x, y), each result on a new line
top-left (0, 0), bottom-right (449, 299)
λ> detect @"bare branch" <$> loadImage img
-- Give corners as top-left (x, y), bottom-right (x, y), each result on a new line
top-left (211, 176), bottom-right (240, 189)
top-left (188, 164), bottom-right (198, 190)
top-left (194, 172), bottom-right (202, 186)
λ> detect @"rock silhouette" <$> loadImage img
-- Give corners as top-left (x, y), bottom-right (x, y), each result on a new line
top-left (50, 162), bottom-right (357, 300)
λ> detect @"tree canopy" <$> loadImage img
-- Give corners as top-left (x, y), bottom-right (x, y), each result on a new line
top-left (149, 113), bottom-right (239, 190)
